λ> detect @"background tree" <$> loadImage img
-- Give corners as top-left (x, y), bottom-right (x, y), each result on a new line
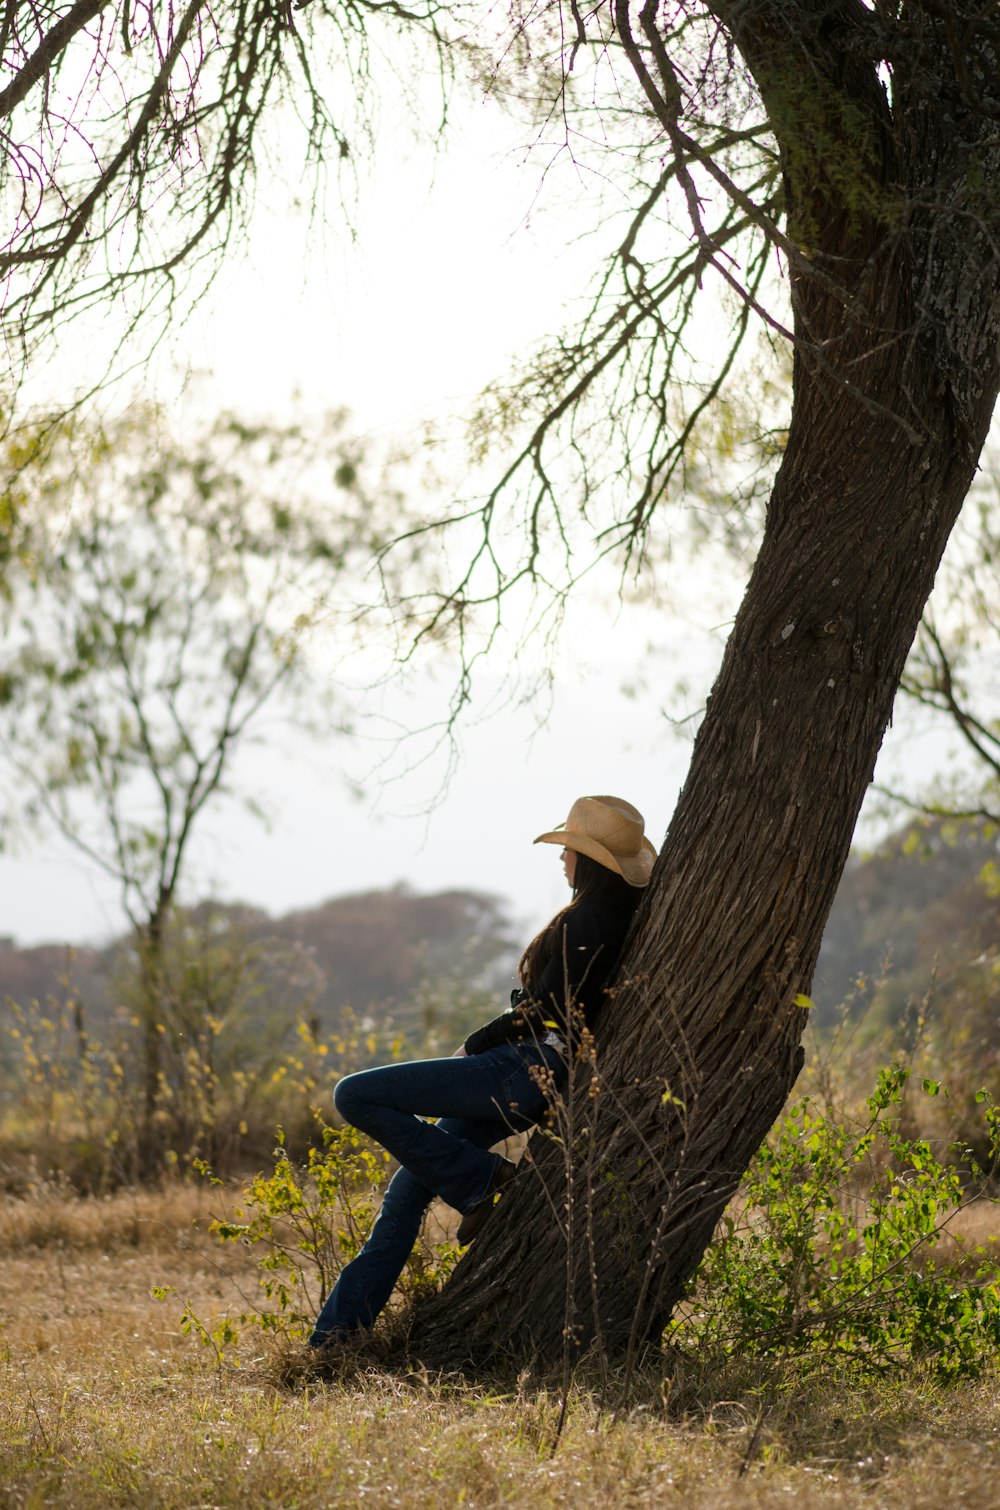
top-left (0, 402), bottom-right (393, 1171)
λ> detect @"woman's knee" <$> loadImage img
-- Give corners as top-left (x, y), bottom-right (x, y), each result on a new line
top-left (334, 1071), bottom-right (366, 1126)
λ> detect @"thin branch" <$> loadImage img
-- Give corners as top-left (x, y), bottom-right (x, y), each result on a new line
top-left (0, 0), bottom-right (108, 119)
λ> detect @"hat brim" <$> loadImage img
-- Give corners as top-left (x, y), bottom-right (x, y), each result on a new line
top-left (534, 828), bottom-right (656, 888)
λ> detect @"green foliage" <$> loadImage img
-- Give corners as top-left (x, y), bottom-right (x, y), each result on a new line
top-left (209, 1121), bottom-right (389, 1340)
top-left (814, 818), bottom-right (1000, 1105)
top-left (174, 1117), bottom-right (460, 1353)
top-left (680, 1067), bottom-right (1000, 1380)
top-left (0, 402), bottom-right (385, 929)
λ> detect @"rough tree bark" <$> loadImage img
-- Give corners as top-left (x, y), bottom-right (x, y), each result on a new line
top-left (409, 2), bottom-right (1000, 1364)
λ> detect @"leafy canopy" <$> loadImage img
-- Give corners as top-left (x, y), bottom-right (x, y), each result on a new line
top-left (0, 403), bottom-right (395, 928)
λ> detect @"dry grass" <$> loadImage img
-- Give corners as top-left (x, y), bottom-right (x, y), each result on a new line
top-left (0, 1181), bottom-right (224, 1254)
top-left (931, 1196), bottom-right (1000, 1263)
top-left (1, 1187), bottom-right (1000, 1509)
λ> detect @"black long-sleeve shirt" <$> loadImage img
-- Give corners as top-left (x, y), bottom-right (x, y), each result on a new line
top-left (463, 899), bottom-right (631, 1055)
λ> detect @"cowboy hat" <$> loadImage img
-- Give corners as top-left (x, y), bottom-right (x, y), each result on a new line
top-left (534, 795), bottom-right (657, 887)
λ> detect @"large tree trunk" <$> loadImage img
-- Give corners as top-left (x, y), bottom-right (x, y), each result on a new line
top-left (409, 6), bottom-right (1000, 1365)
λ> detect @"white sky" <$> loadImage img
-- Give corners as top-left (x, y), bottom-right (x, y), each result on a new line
top-left (0, 58), bottom-right (986, 950)
top-left (2, 83), bottom-right (701, 947)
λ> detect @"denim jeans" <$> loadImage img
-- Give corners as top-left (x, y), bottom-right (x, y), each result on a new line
top-left (309, 1040), bottom-right (564, 1345)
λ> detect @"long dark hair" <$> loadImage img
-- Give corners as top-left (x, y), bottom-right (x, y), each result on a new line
top-left (519, 852), bottom-right (643, 987)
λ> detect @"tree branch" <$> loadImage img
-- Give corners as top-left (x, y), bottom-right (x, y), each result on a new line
top-left (0, 0), bottom-right (109, 120)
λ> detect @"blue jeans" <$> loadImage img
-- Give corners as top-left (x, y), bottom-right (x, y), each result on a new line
top-left (309, 1040), bottom-right (564, 1345)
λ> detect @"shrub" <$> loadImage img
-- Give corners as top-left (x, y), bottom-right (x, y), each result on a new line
top-left (679, 1066), bottom-right (1000, 1379)
top-left (160, 1114), bottom-right (459, 1355)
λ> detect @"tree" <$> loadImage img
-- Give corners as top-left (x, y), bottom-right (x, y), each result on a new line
top-left (404, 4), bottom-right (1000, 1364)
top-left (0, 0), bottom-right (456, 381)
top-left (0, 403), bottom-right (392, 1170)
top-left (5, 4), bottom-right (1000, 1364)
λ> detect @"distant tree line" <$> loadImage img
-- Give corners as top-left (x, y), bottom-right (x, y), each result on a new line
top-left (0, 882), bottom-right (517, 1052)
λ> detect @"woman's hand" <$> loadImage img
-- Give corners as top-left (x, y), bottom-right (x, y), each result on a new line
top-left (451, 1045), bottom-right (468, 1058)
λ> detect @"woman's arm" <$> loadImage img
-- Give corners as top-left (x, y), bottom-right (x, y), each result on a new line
top-left (462, 904), bottom-right (621, 1054)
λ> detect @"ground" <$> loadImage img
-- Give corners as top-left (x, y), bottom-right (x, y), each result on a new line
top-left (1, 1187), bottom-right (998, 1509)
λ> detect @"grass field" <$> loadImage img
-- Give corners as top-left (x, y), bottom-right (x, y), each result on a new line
top-left (2, 1187), bottom-right (999, 1509)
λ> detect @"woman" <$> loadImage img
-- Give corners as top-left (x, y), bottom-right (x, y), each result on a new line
top-left (309, 794), bottom-right (656, 1347)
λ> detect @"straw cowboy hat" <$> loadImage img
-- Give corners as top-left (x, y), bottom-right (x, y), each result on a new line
top-left (534, 795), bottom-right (657, 887)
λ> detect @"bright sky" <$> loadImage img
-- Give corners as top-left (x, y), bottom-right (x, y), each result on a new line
top-left (1, 77), bottom-right (709, 947)
top-left (0, 53), bottom-right (978, 950)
